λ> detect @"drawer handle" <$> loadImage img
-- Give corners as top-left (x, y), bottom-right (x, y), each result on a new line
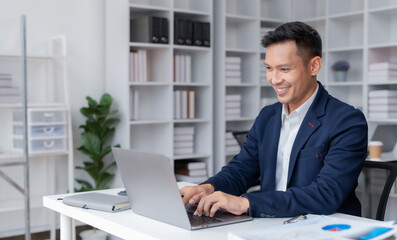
top-left (43, 127), bottom-right (55, 134)
top-left (43, 112), bottom-right (55, 118)
top-left (43, 140), bottom-right (55, 148)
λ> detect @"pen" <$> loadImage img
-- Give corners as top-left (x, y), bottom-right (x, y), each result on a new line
top-left (283, 215), bottom-right (307, 224)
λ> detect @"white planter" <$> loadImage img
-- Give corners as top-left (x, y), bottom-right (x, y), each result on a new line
top-left (333, 70), bottom-right (348, 82)
top-left (80, 229), bottom-right (108, 240)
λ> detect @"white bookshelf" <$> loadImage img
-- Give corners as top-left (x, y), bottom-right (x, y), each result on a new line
top-left (105, 0), bottom-right (213, 177)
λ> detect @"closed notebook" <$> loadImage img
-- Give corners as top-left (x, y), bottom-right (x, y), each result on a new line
top-left (63, 192), bottom-right (131, 212)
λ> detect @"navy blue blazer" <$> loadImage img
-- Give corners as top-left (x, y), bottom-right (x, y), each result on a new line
top-left (205, 82), bottom-right (368, 217)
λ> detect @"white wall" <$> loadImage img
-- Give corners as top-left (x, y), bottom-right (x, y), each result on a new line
top-left (0, 0), bottom-right (109, 236)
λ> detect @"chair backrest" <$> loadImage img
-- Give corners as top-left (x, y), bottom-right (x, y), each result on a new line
top-left (231, 131), bottom-right (249, 148)
top-left (362, 161), bottom-right (397, 221)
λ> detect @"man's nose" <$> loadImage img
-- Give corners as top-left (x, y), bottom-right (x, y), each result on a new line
top-left (269, 70), bottom-right (283, 85)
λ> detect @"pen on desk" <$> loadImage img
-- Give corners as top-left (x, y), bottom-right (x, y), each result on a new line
top-left (283, 215), bottom-right (307, 224)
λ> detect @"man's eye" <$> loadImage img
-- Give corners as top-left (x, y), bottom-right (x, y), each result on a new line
top-left (265, 67), bottom-right (272, 71)
top-left (281, 68), bottom-right (289, 72)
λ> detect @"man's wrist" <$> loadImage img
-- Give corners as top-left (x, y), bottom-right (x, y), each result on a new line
top-left (240, 196), bottom-right (250, 215)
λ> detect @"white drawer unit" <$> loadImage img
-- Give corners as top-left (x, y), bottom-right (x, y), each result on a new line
top-left (12, 107), bottom-right (68, 153)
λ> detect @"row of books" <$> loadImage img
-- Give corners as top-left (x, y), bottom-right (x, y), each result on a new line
top-left (0, 73), bottom-right (21, 104)
top-left (174, 160), bottom-right (207, 184)
top-left (368, 62), bottom-right (397, 82)
top-left (129, 50), bottom-right (148, 83)
top-left (173, 54), bottom-right (191, 83)
top-left (368, 90), bottom-right (397, 118)
top-left (174, 90), bottom-right (195, 119)
top-left (225, 94), bottom-right (241, 119)
top-left (225, 131), bottom-right (240, 154)
top-left (225, 56), bottom-right (241, 84)
top-left (174, 19), bottom-right (210, 47)
top-left (174, 126), bottom-right (195, 155)
top-left (130, 16), bottom-right (168, 44)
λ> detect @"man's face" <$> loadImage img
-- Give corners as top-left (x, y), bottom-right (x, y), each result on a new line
top-left (265, 40), bottom-right (318, 113)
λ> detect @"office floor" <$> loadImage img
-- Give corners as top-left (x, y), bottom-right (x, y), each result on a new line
top-left (0, 225), bottom-right (92, 240)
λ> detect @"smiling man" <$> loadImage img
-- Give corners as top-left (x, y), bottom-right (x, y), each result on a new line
top-left (180, 21), bottom-right (368, 218)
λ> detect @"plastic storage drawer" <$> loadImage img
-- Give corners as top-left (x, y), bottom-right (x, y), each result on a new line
top-left (13, 124), bottom-right (66, 138)
top-left (13, 138), bottom-right (67, 153)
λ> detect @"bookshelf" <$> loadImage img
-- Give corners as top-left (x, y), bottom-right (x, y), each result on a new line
top-left (105, 0), bottom-right (213, 179)
top-left (0, 34), bottom-right (73, 238)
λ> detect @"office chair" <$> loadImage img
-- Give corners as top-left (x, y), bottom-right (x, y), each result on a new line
top-left (231, 131), bottom-right (261, 193)
top-left (362, 160), bottom-right (397, 221)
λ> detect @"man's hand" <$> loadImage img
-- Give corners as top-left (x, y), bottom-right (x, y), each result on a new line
top-left (180, 184), bottom-right (215, 206)
top-left (194, 191), bottom-right (250, 217)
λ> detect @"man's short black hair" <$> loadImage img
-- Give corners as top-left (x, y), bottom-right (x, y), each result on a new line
top-left (262, 21), bottom-right (322, 63)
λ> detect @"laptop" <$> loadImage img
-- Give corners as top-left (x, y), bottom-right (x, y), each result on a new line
top-left (112, 148), bottom-right (252, 230)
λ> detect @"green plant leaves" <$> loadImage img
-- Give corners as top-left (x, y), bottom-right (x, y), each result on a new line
top-left (75, 93), bottom-right (120, 192)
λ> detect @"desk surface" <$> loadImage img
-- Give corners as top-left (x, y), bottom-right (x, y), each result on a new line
top-left (43, 188), bottom-right (376, 240)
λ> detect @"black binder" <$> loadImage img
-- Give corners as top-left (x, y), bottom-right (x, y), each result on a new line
top-left (193, 21), bottom-right (202, 46)
top-left (202, 22), bottom-right (210, 47)
top-left (159, 17), bottom-right (169, 44)
top-left (175, 19), bottom-right (187, 45)
top-left (185, 20), bottom-right (193, 45)
top-left (130, 16), bottom-right (160, 43)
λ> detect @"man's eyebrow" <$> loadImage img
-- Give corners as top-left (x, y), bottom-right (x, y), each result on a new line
top-left (264, 63), bottom-right (292, 68)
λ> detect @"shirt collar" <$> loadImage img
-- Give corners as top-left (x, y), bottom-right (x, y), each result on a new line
top-left (281, 83), bottom-right (319, 123)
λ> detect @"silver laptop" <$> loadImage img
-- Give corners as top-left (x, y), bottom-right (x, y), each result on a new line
top-left (112, 148), bottom-right (252, 230)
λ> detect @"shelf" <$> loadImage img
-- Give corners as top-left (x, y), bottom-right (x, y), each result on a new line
top-left (173, 118), bottom-right (210, 123)
top-left (0, 196), bottom-right (43, 213)
top-left (0, 53), bottom-right (56, 60)
top-left (0, 102), bottom-right (67, 109)
top-left (129, 3), bottom-right (171, 12)
top-left (129, 120), bottom-right (171, 125)
top-left (173, 8), bottom-right (211, 16)
top-left (0, 151), bottom-right (69, 161)
top-left (326, 82), bottom-right (364, 86)
top-left (368, 81), bottom-right (397, 86)
top-left (328, 46), bottom-right (364, 52)
top-left (225, 48), bottom-right (258, 54)
top-left (368, 5), bottom-right (397, 15)
top-left (225, 83), bottom-right (257, 87)
top-left (129, 42), bottom-right (170, 49)
top-left (129, 82), bottom-right (170, 86)
top-left (225, 117), bottom-right (255, 122)
top-left (328, 10), bottom-right (364, 20)
top-left (173, 153), bottom-right (211, 160)
top-left (368, 118), bottom-right (397, 124)
top-left (368, 43), bottom-right (397, 49)
top-left (226, 14), bottom-right (257, 23)
top-left (173, 45), bottom-right (211, 52)
top-left (173, 82), bottom-right (210, 87)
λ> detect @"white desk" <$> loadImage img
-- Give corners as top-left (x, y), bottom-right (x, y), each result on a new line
top-left (43, 188), bottom-right (375, 240)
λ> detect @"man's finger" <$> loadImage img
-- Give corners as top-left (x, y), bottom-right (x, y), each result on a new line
top-left (210, 202), bottom-right (221, 217)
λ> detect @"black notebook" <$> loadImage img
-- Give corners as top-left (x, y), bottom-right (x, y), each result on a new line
top-left (63, 192), bottom-right (131, 212)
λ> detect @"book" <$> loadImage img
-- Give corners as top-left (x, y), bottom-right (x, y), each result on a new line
top-left (174, 168), bottom-right (207, 177)
top-left (369, 90), bottom-right (397, 98)
top-left (226, 145), bottom-right (241, 153)
top-left (0, 79), bottom-right (12, 87)
top-left (174, 141), bottom-right (194, 148)
top-left (173, 134), bottom-right (194, 142)
top-left (369, 111), bottom-right (397, 119)
top-left (130, 16), bottom-right (160, 43)
top-left (159, 17), bottom-right (169, 44)
top-left (175, 174), bottom-right (207, 183)
top-left (174, 126), bottom-right (195, 134)
top-left (193, 21), bottom-right (202, 46)
top-left (225, 70), bottom-right (241, 77)
top-left (226, 101), bottom-right (241, 108)
top-left (0, 95), bottom-right (21, 103)
top-left (0, 87), bottom-right (20, 95)
top-left (63, 192), bottom-right (130, 212)
top-left (225, 57), bottom-right (241, 64)
top-left (174, 160), bottom-right (206, 170)
top-left (188, 90), bottom-right (195, 119)
top-left (202, 22), bottom-right (210, 47)
top-left (369, 62), bottom-right (397, 71)
top-left (226, 94), bottom-right (242, 101)
top-left (130, 89), bottom-right (139, 120)
top-left (369, 97), bottom-right (397, 105)
top-left (181, 90), bottom-right (188, 119)
top-left (174, 147), bottom-right (194, 155)
top-left (369, 105), bottom-right (397, 112)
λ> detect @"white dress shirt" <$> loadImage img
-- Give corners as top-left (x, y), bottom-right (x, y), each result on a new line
top-left (275, 84), bottom-right (319, 191)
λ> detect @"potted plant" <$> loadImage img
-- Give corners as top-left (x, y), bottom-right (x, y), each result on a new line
top-left (75, 93), bottom-right (120, 240)
top-left (331, 60), bottom-right (350, 82)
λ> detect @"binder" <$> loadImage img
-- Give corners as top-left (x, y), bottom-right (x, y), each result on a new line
top-left (193, 21), bottom-right (202, 46)
top-left (202, 22), bottom-right (210, 47)
top-left (185, 20), bottom-right (193, 45)
top-left (63, 192), bottom-right (131, 212)
top-left (130, 16), bottom-right (160, 43)
top-left (174, 19), bottom-right (186, 45)
top-left (159, 17), bottom-right (169, 44)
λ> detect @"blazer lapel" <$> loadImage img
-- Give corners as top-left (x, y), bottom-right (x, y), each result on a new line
top-left (286, 82), bottom-right (327, 185)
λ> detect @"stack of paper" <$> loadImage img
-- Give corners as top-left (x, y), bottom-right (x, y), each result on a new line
top-left (174, 160), bottom-right (207, 184)
top-left (225, 131), bottom-right (240, 154)
top-left (368, 90), bottom-right (397, 118)
top-left (0, 73), bottom-right (20, 104)
top-left (225, 56), bottom-right (242, 84)
top-left (174, 126), bottom-right (194, 155)
top-left (368, 62), bottom-right (397, 82)
top-left (225, 94), bottom-right (241, 119)
top-left (174, 54), bottom-right (191, 83)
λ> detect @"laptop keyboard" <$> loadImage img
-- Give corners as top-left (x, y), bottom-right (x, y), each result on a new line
top-left (186, 206), bottom-right (224, 225)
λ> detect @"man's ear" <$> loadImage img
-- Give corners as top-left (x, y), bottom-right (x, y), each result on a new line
top-left (309, 56), bottom-right (322, 76)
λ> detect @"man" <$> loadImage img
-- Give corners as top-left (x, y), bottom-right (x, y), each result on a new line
top-left (180, 21), bottom-right (368, 218)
